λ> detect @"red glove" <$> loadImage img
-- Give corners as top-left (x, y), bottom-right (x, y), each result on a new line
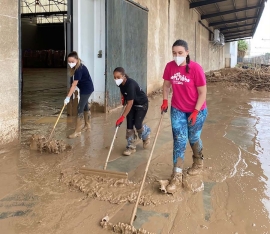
top-left (116, 115), bottom-right (125, 127)
top-left (188, 109), bottom-right (199, 126)
top-left (161, 99), bottom-right (168, 113)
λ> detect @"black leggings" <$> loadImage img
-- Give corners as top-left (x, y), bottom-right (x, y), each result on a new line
top-left (78, 93), bottom-right (91, 114)
top-left (126, 102), bottom-right (148, 130)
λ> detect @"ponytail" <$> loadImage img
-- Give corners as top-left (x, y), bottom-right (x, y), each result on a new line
top-left (186, 54), bottom-right (190, 73)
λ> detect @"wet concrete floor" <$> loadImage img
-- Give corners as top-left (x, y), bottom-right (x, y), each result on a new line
top-left (1, 69), bottom-right (270, 233)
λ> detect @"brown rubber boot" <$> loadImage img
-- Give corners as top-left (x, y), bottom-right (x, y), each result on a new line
top-left (123, 147), bottom-right (136, 156)
top-left (166, 172), bottom-right (183, 194)
top-left (68, 114), bottom-right (84, 139)
top-left (187, 157), bottom-right (203, 175)
top-left (137, 126), bottom-right (150, 149)
top-left (82, 111), bottom-right (91, 131)
top-left (187, 142), bottom-right (204, 176)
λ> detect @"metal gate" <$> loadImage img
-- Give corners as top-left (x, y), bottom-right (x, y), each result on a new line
top-left (105, 0), bottom-right (148, 111)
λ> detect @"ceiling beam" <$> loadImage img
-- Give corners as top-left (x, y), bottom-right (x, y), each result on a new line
top-left (21, 11), bottom-right (67, 18)
top-left (209, 16), bottom-right (257, 26)
top-left (201, 5), bottom-right (260, 19)
top-left (222, 28), bottom-right (253, 34)
top-left (225, 34), bottom-right (252, 40)
top-left (225, 31), bottom-right (253, 36)
top-left (190, 0), bottom-right (226, 9)
top-left (220, 23), bottom-right (255, 31)
top-left (225, 37), bottom-right (252, 42)
top-left (223, 30), bottom-right (253, 36)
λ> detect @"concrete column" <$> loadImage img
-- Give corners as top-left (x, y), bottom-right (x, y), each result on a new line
top-left (73, 0), bottom-right (106, 110)
top-left (0, 0), bottom-right (19, 145)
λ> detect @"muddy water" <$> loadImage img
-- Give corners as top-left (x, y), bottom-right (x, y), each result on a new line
top-left (1, 81), bottom-right (270, 233)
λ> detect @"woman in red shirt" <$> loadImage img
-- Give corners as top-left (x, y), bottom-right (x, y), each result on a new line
top-left (161, 39), bottom-right (208, 194)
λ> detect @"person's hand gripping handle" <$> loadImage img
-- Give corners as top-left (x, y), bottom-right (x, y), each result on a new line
top-left (161, 99), bottom-right (168, 114)
top-left (116, 115), bottom-right (125, 127)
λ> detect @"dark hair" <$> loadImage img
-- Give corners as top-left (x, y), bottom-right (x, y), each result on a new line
top-left (172, 39), bottom-right (190, 73)
top-left (68, 51), bottom-right (79, 59)
top-left (113, 67), bottom-right (129, 78)
top-left (67, 51), bottom-right (81, 76)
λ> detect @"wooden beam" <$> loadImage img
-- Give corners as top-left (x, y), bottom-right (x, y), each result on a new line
top-left (224, 29), bottom-right (253, 34)
top-left (223, 30), bottom-right (253, 36)
top-left (209, 16), bottom-right (257, 26)
top-left (190, 0), bottom-right (226, 9)
top-left (220, 23), bottom-right (255, 31)
top-left (201, 6), bottom-right (260, 19)
top-left (225, 34), bottom-right (252, 40)
top-left (225, 37), bottom-right (252, 42)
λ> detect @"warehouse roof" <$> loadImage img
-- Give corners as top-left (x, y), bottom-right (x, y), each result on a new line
top-left (190, 0), bottom-right (267, 42)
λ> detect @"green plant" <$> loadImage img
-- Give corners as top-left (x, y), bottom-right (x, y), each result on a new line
top-left (238, 40), bottom-right (248, 52)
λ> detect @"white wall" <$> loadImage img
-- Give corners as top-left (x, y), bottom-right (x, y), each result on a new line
top-left (73, 0), bottom-right (106, 106)
top-left (224, 41), bottom-right (238, 68)
top-left (230, 41), bottom-right (238, 67)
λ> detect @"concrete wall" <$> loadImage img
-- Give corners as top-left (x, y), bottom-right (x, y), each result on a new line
top-left (0, 0), bottom-right (19, 145)
top-left (73, 0), bottom-right (106, 107)
top-left (135, 0), bottom-right (225, 93)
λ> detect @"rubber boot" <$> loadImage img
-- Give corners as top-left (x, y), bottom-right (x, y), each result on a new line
top-left (81, 111), bottom-right (91, 131)
top-left (166, 170), bottom-right (183, 194)
top-left (123, 147), bottom-right (136, 156)
top-left (137, 124), bottom-right (151, 149)
top-left (123, 129), bottom-right (137, 156)
top-left (187, 142), bottom-right (204, 176)
top-left (68, 113), bottom-right (84, 139)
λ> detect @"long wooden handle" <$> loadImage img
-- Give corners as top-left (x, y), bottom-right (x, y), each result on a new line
top-left (103, 126), bottom-right (119, 170)
top-left (104, 106), bottom-right (126, 170)
top-left (130, 113), bottom-right (164, 225)
top-left (48, 104), bottom-right (66, 141)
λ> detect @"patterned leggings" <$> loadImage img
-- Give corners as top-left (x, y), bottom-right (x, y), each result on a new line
top-left (171, 106), bottom-right (208, 164)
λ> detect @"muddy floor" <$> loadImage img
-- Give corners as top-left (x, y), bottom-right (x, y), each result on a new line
top-left (1, 69), bottom-right (270, 233)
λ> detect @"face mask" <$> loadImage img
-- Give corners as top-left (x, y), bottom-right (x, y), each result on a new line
top-left (115, 78), bottom-right (123, 86)
top-left (173, 56), bottom-right (186, 66)
top-left (68, 62), bottom-right (76, 68)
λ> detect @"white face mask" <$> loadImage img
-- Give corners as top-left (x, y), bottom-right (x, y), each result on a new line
top-left (68, 62), bottom-right (76, 68)
top-left (173, 56), bottom-right (186, 66)
top-left (115, 78), bottom-right (123, 86)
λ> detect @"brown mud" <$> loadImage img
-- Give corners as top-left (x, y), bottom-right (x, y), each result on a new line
top-left (60, 168), bottom-right (183, 206)
top-left (100, 220), bottom-right (155, 234)
top-left (30, 134), bottom-right (72, 154)
top-left (1, 68), bottom-right (270, 234)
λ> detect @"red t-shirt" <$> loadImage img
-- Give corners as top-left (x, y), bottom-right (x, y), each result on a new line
top-left (163, 60), bottom-right (207, 112)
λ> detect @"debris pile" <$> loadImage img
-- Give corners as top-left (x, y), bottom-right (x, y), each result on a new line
top-left (100, 220), bottom-right (155, 234)
top-left (30, 134), bottom-right (72, 154)
top-left (60, 168), bottom-right (183, 206)
top-left (206, 67), bottom-right (270, 91)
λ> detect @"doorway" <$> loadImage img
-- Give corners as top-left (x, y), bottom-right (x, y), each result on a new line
top-left (20, 0), bottom-right (72, 140)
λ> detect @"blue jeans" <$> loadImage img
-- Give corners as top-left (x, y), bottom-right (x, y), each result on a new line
top-left (171, 106), bottom-right (208, 164)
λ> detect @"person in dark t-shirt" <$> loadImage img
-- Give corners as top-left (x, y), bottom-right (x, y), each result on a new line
top-left (114, 67), bottom-right (151, 156)
top-left (64, 51), bottom-right (94, 139)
